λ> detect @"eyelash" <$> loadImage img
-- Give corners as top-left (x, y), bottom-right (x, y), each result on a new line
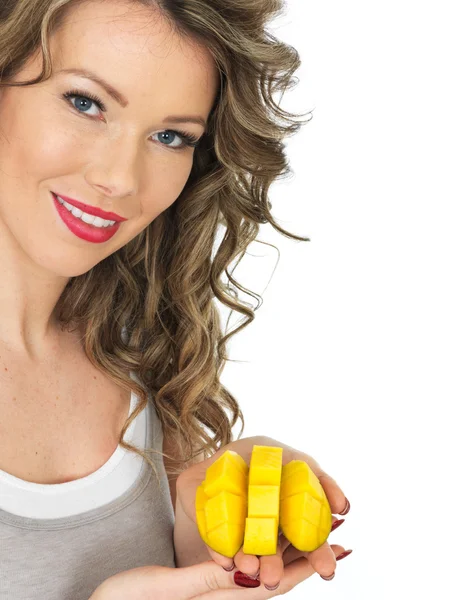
top-left (62, 88), bottom-right (201, 150)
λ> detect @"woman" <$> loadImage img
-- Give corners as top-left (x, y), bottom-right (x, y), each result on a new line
top-left (0, 0), bottom-right (352, 598)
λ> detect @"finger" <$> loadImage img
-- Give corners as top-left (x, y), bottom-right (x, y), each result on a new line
top-left (317, 472), bottom-right (349, 515)
top-left (257, 534), bottom-right (288, 590)
top-left (232, 544), bottom-right (260, 578)
top-left (278, 532), bottom-right (293, 554)
top-left (205, 545), bottom-right (236, 571)
top-left (283, 542), bottom-right (347, 578)
top-left (289, 541), bottom-right (338, 578)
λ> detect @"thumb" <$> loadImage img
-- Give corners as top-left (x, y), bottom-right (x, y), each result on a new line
top-left (162, 560), bottom-right (239, 599)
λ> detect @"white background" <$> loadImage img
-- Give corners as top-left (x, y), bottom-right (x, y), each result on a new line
top-left (217, 1), bottom-right (450, 598)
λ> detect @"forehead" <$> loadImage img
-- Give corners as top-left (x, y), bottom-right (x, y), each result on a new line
top-left (50, 0), bottom-right (218, 110)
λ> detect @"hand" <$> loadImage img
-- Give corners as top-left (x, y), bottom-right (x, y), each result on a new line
top-left (176, 436), bottom-right (351, 590)
top-left (88, 561), bottom-right (237, 599)
top-left (89, 558), bottom-right (315, 600)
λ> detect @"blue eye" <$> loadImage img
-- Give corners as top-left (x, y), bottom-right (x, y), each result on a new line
top-left (62, 89), bottom-right (201, 150)
top-left (157, 131), bottom-right (194, 148)
top-left (63, 89), bottom-right (106, 115)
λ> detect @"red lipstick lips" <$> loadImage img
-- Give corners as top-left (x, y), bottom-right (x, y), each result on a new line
top-left (52, 192), bottom-right (123, 244)
top-left (53, 192), bottom-right (128, 222)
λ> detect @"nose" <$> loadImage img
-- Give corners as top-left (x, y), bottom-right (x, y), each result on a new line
top-left (86, 172), bottom-right (136, 202)
top-left (89, 182), bottom-right (134, 199)
top-left (84, 137), bottom-right (139, 200)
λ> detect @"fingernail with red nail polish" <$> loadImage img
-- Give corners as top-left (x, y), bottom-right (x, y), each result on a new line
top-left (320, 572), bottom-right (335, 581)
top-left (339, 498), bottom-right (351, 515)
top-left (234, 571), bottom-right (261, 588)
top-left (331, 518), bottom-right (345, 532)
top-left (336, 549), bottom-right (353, 561)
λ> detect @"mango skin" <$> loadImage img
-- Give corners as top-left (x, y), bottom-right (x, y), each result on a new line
top-left (195, 445), bottom-right (332, 558)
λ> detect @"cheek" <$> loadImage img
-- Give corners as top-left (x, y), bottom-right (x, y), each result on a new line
top-left (140, 159), bottom-right (194, 217)
top-left (31, 116), bottom-right (86, 172)
top-left (0, 98), bottom-right (76, 182)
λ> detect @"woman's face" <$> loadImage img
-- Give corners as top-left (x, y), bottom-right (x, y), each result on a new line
top-left (0, 0), bottom-right (218, 277)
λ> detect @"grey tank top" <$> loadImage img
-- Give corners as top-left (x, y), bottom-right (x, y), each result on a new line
top-left (0, 367), bottom-right (176, 599)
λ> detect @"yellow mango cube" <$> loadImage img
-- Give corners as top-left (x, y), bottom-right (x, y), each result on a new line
top-left (207, 522), bottom-right (246, 558)
top-left (204, 490), bottom-right (247, 531)
top-left (243, 517), bottom-right (278, 555)
top-left (247, 485), bottom-right (279, 517)
top-left (204, 451), bottom-right (248, 498)
top-left (248, 446), bottom-right (283, 486)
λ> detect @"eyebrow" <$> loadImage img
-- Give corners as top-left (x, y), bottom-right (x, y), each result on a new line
top-left (57, 68), bottom-right (207, 129)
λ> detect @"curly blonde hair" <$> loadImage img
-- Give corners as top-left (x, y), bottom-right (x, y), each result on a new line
top-left (0, 0), bottom-right (311, 484)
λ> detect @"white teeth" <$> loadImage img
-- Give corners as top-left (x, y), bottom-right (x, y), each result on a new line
top-left (55, 195), bottom-right (116, 227)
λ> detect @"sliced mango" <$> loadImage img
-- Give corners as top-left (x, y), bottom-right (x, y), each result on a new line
top-left (195, 445), bottom-right (332, 558)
